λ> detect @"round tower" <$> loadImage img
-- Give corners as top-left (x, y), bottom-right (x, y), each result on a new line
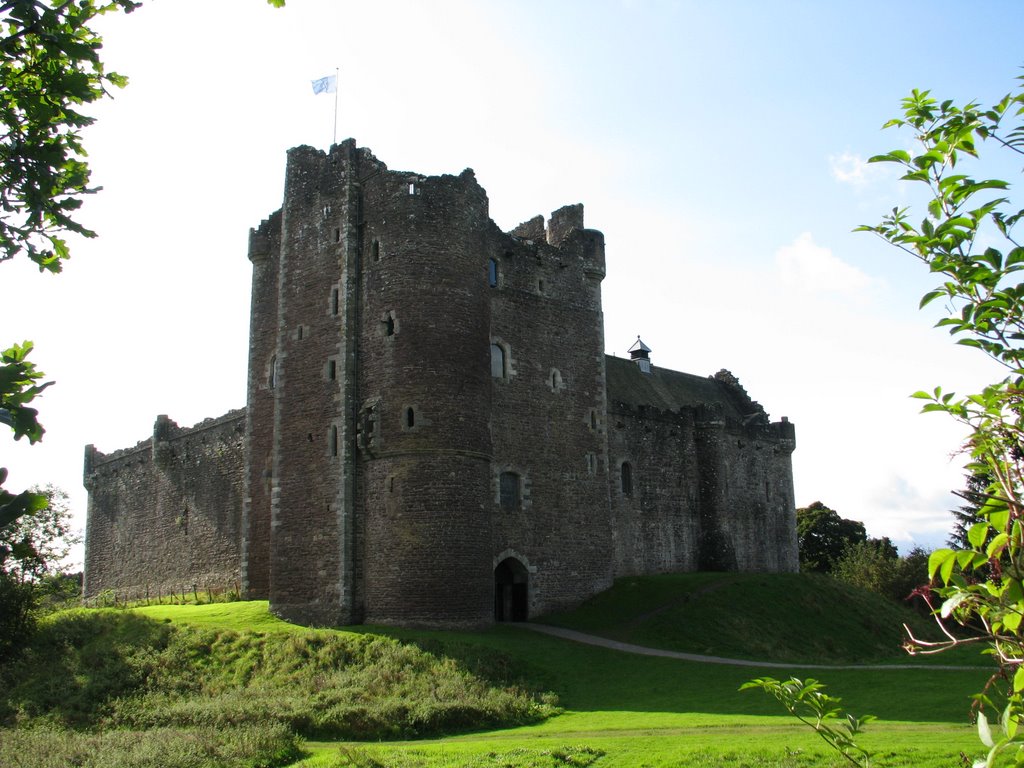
top-left (357, 166), bottom-right (495, 627)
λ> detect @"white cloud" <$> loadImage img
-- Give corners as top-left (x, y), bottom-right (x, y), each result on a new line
top-left (829, 151), bottom-right (887, 188)
top-left (774, 232), bottom-right (874, 295)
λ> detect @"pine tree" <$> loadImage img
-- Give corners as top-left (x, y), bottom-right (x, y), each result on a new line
top-left (947, 472), bottom-right (992, 549)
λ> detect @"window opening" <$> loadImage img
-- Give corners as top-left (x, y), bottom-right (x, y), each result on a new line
top-left (371, 240), bottom-right (380, 261)
top-left (384, 313), bottom-right (396, 336)
top-left (488, 258), bottom-right (498, 288)
top-left (408, 182), bottom-right (416, 195)
top-left (331, 287), bottom-right (339, 316)
top-left (268, 355), bottom-right (277, 389)
top-left (297, 326), bottom-right (304, 340)
top-left (490, 343), bottom-right (506, 379)
top-left (330, 426), bottom-right (339, 457)
top-left (538, 279), bottom-right (545, 293)
top-left (406, 407), bottom-right (415, 428)
top-left (590, 410), bottom-right (597, 429)
top-left (621, 462), bottom-right (633, 495)
top-left (499, 472), bottom-right (520, 510)
top-left (333, 227), bottom-right (341, 243)
top-left (328, 359), bottom-right (337, 380)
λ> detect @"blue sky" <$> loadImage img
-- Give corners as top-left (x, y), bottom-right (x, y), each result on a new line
top-left (2, 0), bottom-right (1023, 560)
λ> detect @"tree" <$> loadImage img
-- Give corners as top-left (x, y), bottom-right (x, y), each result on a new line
top-left (857, 73), bottom-right (1024, 765)
top-left (0, 0), bottom-right (140, 530)
top-left (0, 484), bottom-right (77, 583)
top-left (795, 501), bottom-right (867, 573)
top-left (0, 0), bottom-right (287, 530)
top-left (0, 484), bottom-right (76, 660)
top-left (948, 471), bottom-right (994, 549)
top-left (832, 541), bottom-right (930, 606)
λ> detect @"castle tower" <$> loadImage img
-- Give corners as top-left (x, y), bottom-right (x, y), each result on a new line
top-left (354, 159), bottom-right (495, 627)
top-left (244, 140), bottom-right (495, 627)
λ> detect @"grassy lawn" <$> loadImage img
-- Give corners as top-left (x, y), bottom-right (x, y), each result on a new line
top-left (143, 597), bottom-right (992, 766)
top-left (1, 575), bottom-right (1001, 766)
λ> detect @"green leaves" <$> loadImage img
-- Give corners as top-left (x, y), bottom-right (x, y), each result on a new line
top-left (0, 0), bottom-right (140, 272)
top-left (0, 341), bottom-right (51, 444)
top-left (862, 72), bottom-right (1024, 766)
top-left (741, 677), bottom-right (874, 767)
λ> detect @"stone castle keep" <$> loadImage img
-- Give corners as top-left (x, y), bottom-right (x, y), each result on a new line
top-left (83, 141), bottom-right (799, 627)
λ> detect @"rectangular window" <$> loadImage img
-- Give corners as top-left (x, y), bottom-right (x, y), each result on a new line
top-left (500, 472), bottom-right (519, 509)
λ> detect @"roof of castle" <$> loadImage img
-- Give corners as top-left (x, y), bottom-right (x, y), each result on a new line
top-left (604, 355), bottom-right (762, 420)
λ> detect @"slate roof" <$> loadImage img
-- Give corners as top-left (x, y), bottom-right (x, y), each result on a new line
top-left (604, 355), bottom-right (761, 421)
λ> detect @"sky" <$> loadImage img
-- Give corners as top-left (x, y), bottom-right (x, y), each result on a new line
top-left (2, 0), bottom-right (1023, 565)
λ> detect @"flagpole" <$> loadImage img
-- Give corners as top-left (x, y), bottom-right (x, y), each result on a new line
top-left (332, 67), bottom-right (339, 147)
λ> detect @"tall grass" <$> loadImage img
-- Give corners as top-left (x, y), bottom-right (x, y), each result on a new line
top-left (0, 724), bottom-right (302, 768)
top-left (0, 610), bottom-right (556, 740)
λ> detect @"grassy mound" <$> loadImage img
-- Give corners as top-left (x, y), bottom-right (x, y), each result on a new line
top-left (0, 609), bottom-right (557, 746)
top-left (538, 572), bottom-right (965, 664)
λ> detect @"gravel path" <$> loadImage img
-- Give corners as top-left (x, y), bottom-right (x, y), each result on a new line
top-left (517, 623), bottom-right (982, 671)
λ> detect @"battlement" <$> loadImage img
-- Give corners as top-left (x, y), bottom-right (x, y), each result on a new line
top-left (85, 409), bottom-right (245, 482)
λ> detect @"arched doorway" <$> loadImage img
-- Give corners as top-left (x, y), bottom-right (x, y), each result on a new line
top-left (494, 557), bottom-right (528, 622)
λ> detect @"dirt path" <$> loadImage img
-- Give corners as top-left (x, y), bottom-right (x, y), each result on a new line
top-left (517, 623), bottom-right (981, 671)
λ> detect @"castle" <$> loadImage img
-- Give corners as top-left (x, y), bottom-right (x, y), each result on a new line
top-left (83, 141), bottom-right (799, 628)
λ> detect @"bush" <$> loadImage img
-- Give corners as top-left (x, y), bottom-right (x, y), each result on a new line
top-left (0, 724), bottom-right (303, 768)
top-left (1, 609), bottom-right (557, 740)
top-left (0, 571), bottom-right (36, 662)
top-left (832, 544), bottom-right (931, 608)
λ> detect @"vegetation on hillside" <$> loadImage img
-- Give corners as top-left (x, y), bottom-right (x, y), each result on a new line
top-left (538, 571), bottom-right (958, 665)
top-left (0, 607), bottom-right (557, 767)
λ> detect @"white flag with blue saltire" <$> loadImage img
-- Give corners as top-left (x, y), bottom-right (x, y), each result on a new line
top-left (311, 74), bottom-right (337, 95)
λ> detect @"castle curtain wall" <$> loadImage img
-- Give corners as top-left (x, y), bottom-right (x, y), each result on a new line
top-left (83, 411), bottom-right (245, 599)
top-left (714, 421), bottom-right (799, 572)
top-left (606, 404), bottom-right (702, 576)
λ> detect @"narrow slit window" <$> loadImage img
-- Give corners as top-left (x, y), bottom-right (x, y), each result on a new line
top-left (333, 228), bottom-right (341, 243)
top-left (490, 343), bottom-right (506, 379)
top-left (328, 359), bottom-right (337, 381)
top-left (269, 355), bottom-right (277, 389)
top-left (406, 407), bottom-right (415, 428)
top-left (330, 425), bottom-right (339, 457)
top-left (384, 313), bottom-right (396, 336)
top-left (331, 287), bottom-right (339, 316)
top-left (500, 472), bottom-right (520, 510)
top-left (488, 258), bottom-right (498, 288)
top-left (408, 182), bottom-right (416, 195)
top-left (371, 240), bottom-right (380, 261)
top-left (621, 462), bottom-right (633, 495)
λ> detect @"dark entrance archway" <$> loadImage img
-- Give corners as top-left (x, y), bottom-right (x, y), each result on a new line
top-left (494, 557), bottom-right (528, 622)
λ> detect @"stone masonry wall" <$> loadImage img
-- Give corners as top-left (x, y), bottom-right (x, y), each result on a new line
top-left (606, 404), bottom-right (702, 576)
top-left (356, 159), bottom-right (495, 627)
top-left (83, 410), bottom-right (245, 600)
top-left (488, 210), bottom-right (615, 618)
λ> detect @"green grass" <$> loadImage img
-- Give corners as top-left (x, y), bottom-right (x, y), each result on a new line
top-left (538, 571), bottom-right (983, 665)
top-left (0, 574), bottom-right (1003, 767)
